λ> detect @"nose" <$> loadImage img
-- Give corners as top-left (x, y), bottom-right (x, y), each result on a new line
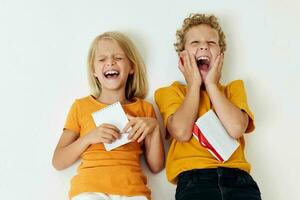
top-left (106, 58), bottom-right (115, 66)
top-left (198, 42), bottom-right (208, 51)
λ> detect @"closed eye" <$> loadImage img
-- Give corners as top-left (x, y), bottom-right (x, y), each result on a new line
top-left (191, 41), bottom-right (200, 45)
top-left (115, 57), bottom-right (123, 61)
top-left (208, 41), bottom-right (217, 45)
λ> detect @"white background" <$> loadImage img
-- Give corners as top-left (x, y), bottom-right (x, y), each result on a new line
top-left (0, 0), bottom-right (299, 199)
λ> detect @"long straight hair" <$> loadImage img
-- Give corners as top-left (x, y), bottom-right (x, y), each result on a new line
top-left (87, 31), bottom-right (148, 99)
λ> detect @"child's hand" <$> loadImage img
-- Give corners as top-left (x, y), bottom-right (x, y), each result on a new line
top-left (178, 50), bottom-right (202, 87)
top-left (85, 123), bottom-right (120, 144)
top-left (205, 53), bottom-right (224, 86)
top-left (123, 115), bottom-right (159, 143)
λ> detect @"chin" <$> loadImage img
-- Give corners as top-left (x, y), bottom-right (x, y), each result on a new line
top-left (102, 84), bottom-right (122, 90)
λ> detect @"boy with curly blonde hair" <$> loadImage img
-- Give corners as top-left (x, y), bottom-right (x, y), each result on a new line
top-left (155, 14), bottom-right (262, 200)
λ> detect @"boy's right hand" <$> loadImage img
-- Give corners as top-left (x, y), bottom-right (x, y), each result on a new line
top-left (84, 123), bottom-right (120, 145)
top-left (178, 50), bottom-right (202, 87)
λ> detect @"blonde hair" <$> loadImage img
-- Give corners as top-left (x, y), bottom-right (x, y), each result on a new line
top-left (87, 31), bottom-right (148, 99)
top-left (174, 13), bottom-right (226, 53)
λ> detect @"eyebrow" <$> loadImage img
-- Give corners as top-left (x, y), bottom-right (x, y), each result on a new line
top-left (95, 53), bottom-right (125, 58)
top-left (188, 38), bottom-right (218, 43)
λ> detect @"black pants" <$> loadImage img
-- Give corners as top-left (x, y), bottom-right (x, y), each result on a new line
top-left (175, 167), bottom-right (261, 200)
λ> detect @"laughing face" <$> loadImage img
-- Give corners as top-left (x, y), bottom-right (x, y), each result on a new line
top-left (184, 24), bottom-right (221, 81)
top-left (93, 39), bottom-right (133, 93)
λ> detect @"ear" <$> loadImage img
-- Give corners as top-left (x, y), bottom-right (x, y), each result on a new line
top-left (92, 65), bottom-right (97, 77)
top-left (93, 68), bottom-right (97, 77)
top-left (129, 68), bottom-right (134, 75)
top-left (129, 63), bottom-right (134, 75)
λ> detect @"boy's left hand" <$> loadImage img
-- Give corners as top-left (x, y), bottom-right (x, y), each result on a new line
top-left (123, 115), bottom-right (159, 143)
top-left (204, 53), bottom-right (224, 86)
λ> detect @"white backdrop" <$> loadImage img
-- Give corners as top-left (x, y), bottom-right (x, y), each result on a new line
top-left (0, 0), bottom-right (299, 199)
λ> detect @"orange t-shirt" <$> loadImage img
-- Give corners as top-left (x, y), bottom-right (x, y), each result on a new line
top-left (154, 80), bottom-right (255, 184)
top-left (64, 96), bottom-right (156, 200)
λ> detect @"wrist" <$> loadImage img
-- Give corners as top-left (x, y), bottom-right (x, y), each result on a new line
top-left (205, 83), bottom-right (218, 91)
top-left (187, 83), bottom-right (201, 91)
top-left (149, 125), bottom-right (160, 138)
top-left (151, 120), bottom-right (159, 132)
top-left (81, 133), bottom-right (92, 146)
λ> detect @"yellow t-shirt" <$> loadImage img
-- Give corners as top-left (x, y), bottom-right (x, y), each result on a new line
top-left (154, 80), bottom-right (255, 184)
top-left (64, 96), bottom-right (156, 200)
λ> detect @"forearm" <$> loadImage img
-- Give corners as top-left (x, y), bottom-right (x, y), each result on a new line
top-left (52, 136), bottom-right (90, 170)
top-left (206, 84), bottom-right (249, 138)
top-left (167, 85), bottom-right (200, 141)
top-left (144, 126), bottom-right (164, 173)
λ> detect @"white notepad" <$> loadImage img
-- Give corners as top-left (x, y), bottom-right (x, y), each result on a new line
top-left (92, 101), bottom-right (131, 151)
top-left (194, 110), bottom-right (240, 162)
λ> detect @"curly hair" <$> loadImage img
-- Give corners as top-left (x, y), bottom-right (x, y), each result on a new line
top-left (174, 13), bottom-right (226, 53)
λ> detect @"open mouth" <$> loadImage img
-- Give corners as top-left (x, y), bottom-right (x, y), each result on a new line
top-left (196, 56), bottom-right (210, 71)
top-left (103, 70), bottom-right (120, 78)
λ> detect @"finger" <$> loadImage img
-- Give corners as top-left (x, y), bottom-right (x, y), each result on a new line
top-left (179, 51), bottom-right (186, 65)
top-left (126, 114), bottom-right (134, 120)
top-left (137, 128), bottom-right (149, 143)
top-left (188, 50), bottom-right (197, 69)
top-left (179, 57), bottom-right (184, 66)
top-left (214, 54), bottom-right (222, 73)
top-left (178, 53), bottom-right (184, 66)
top-left (101, 138), bottom-right (114, 144)
top-left (123, 119), bottom-right (135, 133)
top-left (211, 54), bottom-right (221, 73)
top-left (178, 51), bottom-right (188, 73)
top-left (128, 121), bottom-right (141, 139)
top-left (131, 126), bottom-right (144, 141)
top-left (101, 123), bottom-right (120, 133)
top-left (100, 132), bottom-right (116, 143)
top-left (128, 125), bottom-right (138, 140)
top-left (185, 50), bottom-right (193, 69)
top-left (178, 56), bottom-right (184, 73)
top-left (102, 129), bottom-right (120, 140)
top-left (217, 53), bottom-right (224, 72)
top-left (181, 50), bottom-right (190, 68)
top-left (100, 125), bottom-right (120, 139)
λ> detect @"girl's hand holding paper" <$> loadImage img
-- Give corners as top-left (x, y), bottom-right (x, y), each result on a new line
top-left (85, 123), bottom-right (120, 144)
top-left (124, 115), bottom-right (159, 143)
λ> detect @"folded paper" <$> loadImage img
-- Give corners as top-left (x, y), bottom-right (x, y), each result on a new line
top-left (92, 102), bottom-right (131, 151)
top-left (193, 110), bottom-right (240, 162)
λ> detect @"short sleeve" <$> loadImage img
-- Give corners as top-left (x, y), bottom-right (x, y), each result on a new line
top-left (154, 84), bottom-right (183, 129)
top-left (141, 101), bottom-right (157, 118)
top-left (64, 100), bottom-right (81, 134)
top-left (227, 80), bottom-right (255, 133)
top-left (148, 104), bottom-right (157, 118)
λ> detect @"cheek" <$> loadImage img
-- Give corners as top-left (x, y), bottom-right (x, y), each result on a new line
top-left (184, 43), bottom-right (192, 51)
top-left (122, 61), bottom-right (133, 74)
top-left (185, 46), bottom-right (197, 55)
top-left (213, 47), bottom-right (221, 55)
top-left (93, 66), bottom-right (103, 77)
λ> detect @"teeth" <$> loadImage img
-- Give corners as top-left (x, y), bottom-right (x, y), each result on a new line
top-left (104, 70), bottom-right (119, 76)
top-left (197, 56), bottom-right (210, 61)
